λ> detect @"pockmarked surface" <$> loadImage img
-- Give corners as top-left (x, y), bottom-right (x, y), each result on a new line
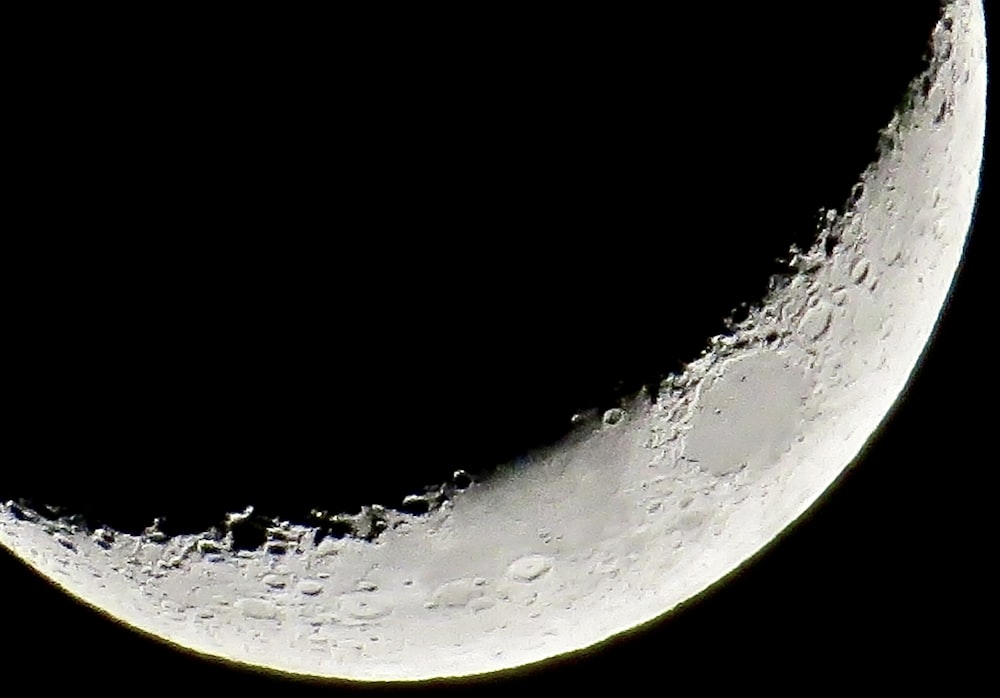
top-left (1, 0), bottom-right (987, 682)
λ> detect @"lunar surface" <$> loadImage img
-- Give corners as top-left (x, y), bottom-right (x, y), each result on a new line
top-left (1, 0), bottom-right (987, 683)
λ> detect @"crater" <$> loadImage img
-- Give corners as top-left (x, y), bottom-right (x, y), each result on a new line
top-left (682, 352), bottom-right (809, 479)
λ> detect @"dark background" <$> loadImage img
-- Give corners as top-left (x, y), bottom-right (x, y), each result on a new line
top-left (5, 0), bottom-right (948, 535)
top-left (2, 2), bottom-right (992, 693)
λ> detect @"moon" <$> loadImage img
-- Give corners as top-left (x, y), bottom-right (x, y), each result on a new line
top-left (1, 0), bottom-right (988, 685)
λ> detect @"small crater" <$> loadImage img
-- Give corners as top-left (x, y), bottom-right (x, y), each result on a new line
top-left (847, 182), bottom-right (865, 208)
top-left (235, 598), bottom-right (279, 620)
top-left (427, 577), bottom-right (492, 610)
top-left (798, 303), bottom-right (832, 341)
top-left (398, 495), bottom-right (431, 516)
top-left (920, 72), bottom-right (933, 98)
top-left (7, 501), bottom-right (38, 522)
top-left (452, 470), bottom-right (473, 490)
top-left (313, 518), bottom-right (355, 546)
top-left (602, 408), bottom-right (625, 426)
top-left (850, 258), bottom-right (870, 285)
top-left (298, 580), bottom-right (324, 596)
top-left (508, 554), bottom-right (553, 582)
top-left (266, 526), bottom-right (296, 543)
top-left (262, 574), bottom-right (287, 589)
top-left (196, 539), bottom-right (222, 555)
top-left (339, 592), bottom-right (393, 622)
top-left (264, 541), bottom-right (287, 555)
top-left (227, 510), bottom-right (270, 551)
top-left (143, 526), bottom-right (168, 544)
top-left (92, 528), bottom-right (115, 549)
top-left (934, 98), bottom-right (951, 125)
top-left (355, 506), bottom-right (388, 542)
top-left (677, 508), bottom-right (707, 531)
top-left (314, 536), bottom-right (341, 558)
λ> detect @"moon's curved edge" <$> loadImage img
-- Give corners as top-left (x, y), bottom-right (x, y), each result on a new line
top-left (0, 0), bottom-right (987, 682)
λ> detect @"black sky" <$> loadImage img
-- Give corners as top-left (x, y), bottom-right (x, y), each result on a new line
top-left (3, 2), bottom-right (992, 693)
top-left (6, 0), bottom-right (945, 535)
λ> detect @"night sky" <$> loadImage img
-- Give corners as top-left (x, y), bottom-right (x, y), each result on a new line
top-left (3, 2), bottom-right (991, 693)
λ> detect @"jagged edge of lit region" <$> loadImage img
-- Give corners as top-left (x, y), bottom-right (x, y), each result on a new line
top-left (0, 0), bottom-right (987, 684)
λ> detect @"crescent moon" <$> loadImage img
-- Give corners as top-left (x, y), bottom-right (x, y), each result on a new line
top-left (1, 0), bottom-right (987, 684)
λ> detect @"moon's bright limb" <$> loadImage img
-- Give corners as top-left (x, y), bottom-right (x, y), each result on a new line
top-left (1, 0), bottom-right (987, 682)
